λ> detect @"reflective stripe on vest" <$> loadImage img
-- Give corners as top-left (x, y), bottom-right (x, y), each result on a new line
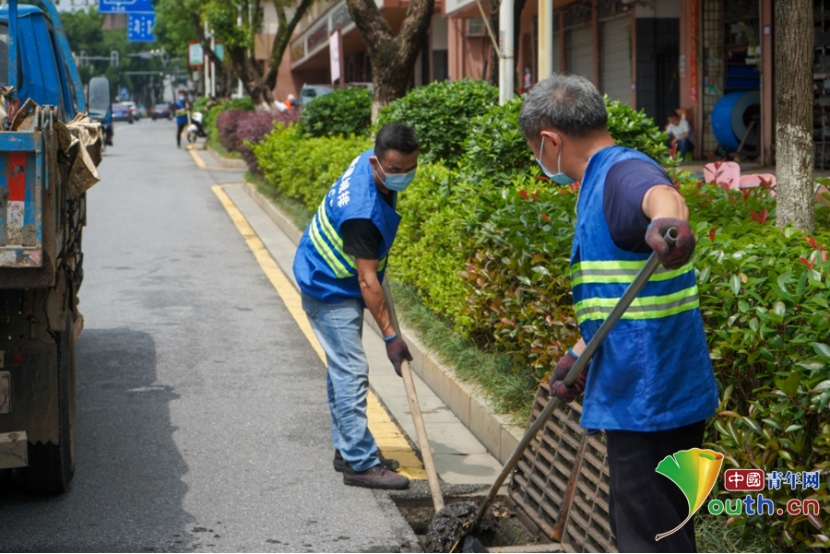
top-left (309, 202), bottom-right (356, 278)
top-left (571, 260), bottom-right (695, 286)
top-left (308, 200), bottom-right (390, 279)
top-left (574, 284), bottom-right (700, 324)
top-left (572, 260), bottom-right (699, 324)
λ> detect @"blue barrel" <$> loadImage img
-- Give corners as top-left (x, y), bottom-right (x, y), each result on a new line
top-left (712, 91), bottom-right (760, 151)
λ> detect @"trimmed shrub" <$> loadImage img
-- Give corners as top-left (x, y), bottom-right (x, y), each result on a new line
top-left (460, 96), bottom-right (539, 186)
top-left (236, 110), bottom-right (300, 174)
top-left (605, 97), bottom-right (671, 161)
top-left (394, 164), bottom-right (474, 327)
top-left (377, 79), bottom-right (498, 166)
top-left (300, 87), bottom-right (372, 138)
top-left (216, 110), bottom-right (246, 151)
top-left (253, 125), bottom-right (372, 212)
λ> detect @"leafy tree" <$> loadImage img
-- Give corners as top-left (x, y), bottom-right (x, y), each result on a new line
top-left (155, 0), bottom-right (316, 108)
top-left (61, 8), bottom-right (166, 102)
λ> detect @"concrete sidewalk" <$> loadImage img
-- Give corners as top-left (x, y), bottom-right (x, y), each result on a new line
top-left (221, 183), bottom-right (504, 487)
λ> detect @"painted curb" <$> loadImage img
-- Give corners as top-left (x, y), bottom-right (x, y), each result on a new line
top-left (242, 181), bottom-right (526, 465)
top-left (207, 145), bottom-right (248, 169)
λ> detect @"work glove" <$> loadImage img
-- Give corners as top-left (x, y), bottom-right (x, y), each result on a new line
top-left (385, 334), bottom-right (413, 377)
top-left (645, 217), bottom-right (696, 270)
top-left (548, 349), bottom-right (589, 403)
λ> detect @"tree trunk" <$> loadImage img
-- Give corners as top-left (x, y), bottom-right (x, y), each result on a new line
top-left (487, 0), bottom-right (499, 85)
top-left (227, 45), bottom-right (276, 109)
top-left (347, 0), bottom-right (435, 122)
top-left (775, 0), bottom-right (815, 232)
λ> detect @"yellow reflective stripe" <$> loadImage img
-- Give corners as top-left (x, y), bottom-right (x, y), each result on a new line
top-left (572, 261), bottom-right (694, 286)
top-left (316, 203), bottom-right (357, 271)
top-left (309, 216), bottom-right (352, 278)
top-left (574, 285), bottom-right (700, 323)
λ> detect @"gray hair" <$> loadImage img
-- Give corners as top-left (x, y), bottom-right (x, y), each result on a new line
top-left (519, 74), bottom-right (607, 138)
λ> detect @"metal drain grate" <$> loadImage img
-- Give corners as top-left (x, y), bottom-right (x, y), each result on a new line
top-left (508, 385), bottom-right (617, 553)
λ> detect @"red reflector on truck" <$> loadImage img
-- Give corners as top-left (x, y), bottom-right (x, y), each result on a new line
top-left (8, 151), bottom-right (27, 202)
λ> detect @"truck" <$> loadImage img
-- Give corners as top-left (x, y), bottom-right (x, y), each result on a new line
top-left (0, 0), bottom-right (108, 494)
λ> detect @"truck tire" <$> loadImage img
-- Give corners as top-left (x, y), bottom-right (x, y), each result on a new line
top-left (23, 307), bottom-right (76, 494)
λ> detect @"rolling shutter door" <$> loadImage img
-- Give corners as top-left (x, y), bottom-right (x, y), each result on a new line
top-left (567, 25), bottom-right (592, 79)
top-left (601, 16), bottom-right (631, 104)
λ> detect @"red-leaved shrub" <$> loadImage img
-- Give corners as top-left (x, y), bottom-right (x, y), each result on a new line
top-left (216, 110), bottom-right (247, 152)
top-left (234, 110), bottom-right (300, 174)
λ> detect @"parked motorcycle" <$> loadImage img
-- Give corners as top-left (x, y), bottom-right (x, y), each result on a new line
top-left (186, 111), bottom-right (208, 144)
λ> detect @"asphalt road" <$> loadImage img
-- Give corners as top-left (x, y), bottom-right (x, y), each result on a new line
top-left (0, 119), bottom-right (418, 552)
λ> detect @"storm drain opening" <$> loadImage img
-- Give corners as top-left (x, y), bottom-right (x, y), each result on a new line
top-left (509, 385), bottom-right (618, 554)
top-left (391, 493), bottom-right (558, 553)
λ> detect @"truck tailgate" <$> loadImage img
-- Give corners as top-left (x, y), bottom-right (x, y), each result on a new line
top-left (0, 131), bottom-right (43, 268)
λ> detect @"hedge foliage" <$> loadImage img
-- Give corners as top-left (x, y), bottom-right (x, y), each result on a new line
top-left (300, 87), bottom-right (372, 138)
top-left (241, 79), bottom-right (830, 551)
top-left (253, 125), bottom-right (371, 212)
top-left (377, 79), bottom-right (498, 166)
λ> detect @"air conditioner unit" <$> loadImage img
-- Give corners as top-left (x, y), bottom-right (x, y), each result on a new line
top-left (467, 18), bottom-right (487, 38)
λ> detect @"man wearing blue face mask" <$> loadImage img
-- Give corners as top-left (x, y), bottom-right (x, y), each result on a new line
top-left (519, 75), bottom-right (718, 553)
top-left (293, 123), bottom-right (419, 490)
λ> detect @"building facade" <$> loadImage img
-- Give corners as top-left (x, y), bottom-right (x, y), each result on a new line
top-left (262, 0), bottom-right (818, 167)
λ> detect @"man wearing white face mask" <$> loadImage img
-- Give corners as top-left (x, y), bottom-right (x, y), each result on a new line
top-left (520, 75), bottom-right (718, 552)
top-left (293, 123), bottom-right (419, 490)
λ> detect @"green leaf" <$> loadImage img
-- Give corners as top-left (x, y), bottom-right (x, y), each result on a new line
top-left (777, 372), bottom-right (801, 397)
top-left (813, 379), bottom-right (830, 393)
top-left (812, 342), bottom-right (830, 359)
top-left (730, 274), bottom-right (741, 295)
top-left (773, 301), bottom-right (786, 317)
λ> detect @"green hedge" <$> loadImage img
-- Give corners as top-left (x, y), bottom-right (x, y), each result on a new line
top-left (377, 79), bottom-right (498, 166)
top-left (252, 82), bottom-right (830, 551)
top-left (252, 124), bottom-right (371, 212)
top-left (300, 87), bottom-right (372, 138)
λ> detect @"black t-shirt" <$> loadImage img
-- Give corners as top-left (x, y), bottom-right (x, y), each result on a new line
top-left (603, 159), bottom-right (673, 253)
top-left (340, 188), bottom-right (395, 260)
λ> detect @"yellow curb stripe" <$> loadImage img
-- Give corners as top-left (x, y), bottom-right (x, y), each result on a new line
top-left (211, 185), bottom-right (425, 480)
top-left (187, 144), bottom-right (208, 169)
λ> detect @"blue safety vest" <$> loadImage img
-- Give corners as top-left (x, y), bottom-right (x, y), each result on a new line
top-left (573, 146), bottom-right (719, 432)
top-left (175, 99), bottom-right (188, 124)
top-left (293, 149), bottom-right (401, 303)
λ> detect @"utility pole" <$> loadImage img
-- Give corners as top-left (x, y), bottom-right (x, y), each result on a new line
top-left (537, 0), bottom-right (553, 80)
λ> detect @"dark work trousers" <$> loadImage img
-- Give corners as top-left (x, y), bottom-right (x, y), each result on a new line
top-left (176, 122), bottom-right (186, 147)
top-left (606, 420), bottom-right (706, 553)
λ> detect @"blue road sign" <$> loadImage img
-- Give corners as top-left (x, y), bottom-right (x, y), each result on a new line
top-left (127, 12), bottom-right (156, 43)
top-left (99, 0), bottom-right (154, 14)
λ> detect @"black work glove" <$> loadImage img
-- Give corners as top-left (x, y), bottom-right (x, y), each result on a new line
top-left (548, 349), bottom-right (589, 403)
top-left (385, 334), bottom-right (413, 377)
top-left (645, 217), bottom-right (696, 270)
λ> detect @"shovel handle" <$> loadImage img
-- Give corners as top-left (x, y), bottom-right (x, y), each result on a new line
top-left (471, 227), bottom-right (677, 529)
top-left (381, 278), bottom-right (444, 511)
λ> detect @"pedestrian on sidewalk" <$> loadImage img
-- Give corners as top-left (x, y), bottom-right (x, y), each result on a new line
top-left (519, 75), bottom-right (718, 553)
top-left (666, 111), bottom-right (695, 161)
top-left (293, 123), bottom-right (420, 491)
top-left (174, 91), bottom-right (190, 148)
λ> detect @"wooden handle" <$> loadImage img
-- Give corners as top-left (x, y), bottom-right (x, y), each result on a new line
top-left (400, 359), bottom-right (444, 511)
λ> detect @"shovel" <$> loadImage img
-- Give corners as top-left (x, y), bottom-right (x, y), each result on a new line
top-left (381, 277), bottom-right (444, 512)
top-left (431, 228), bottom-right (679, 553)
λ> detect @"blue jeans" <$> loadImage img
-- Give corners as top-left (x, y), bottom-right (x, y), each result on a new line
top-left (301, 292), bottom-right (381, 472)
top-left (670, 137), bottom-right (694, 160)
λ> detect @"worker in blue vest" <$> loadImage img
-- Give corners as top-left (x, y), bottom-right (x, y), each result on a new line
top-left (519, 75), bottom-right (719, 552)
top-left (293, 123), bottom-right (419, 490)
top-left (174, 90), bottom-right (190, 148)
